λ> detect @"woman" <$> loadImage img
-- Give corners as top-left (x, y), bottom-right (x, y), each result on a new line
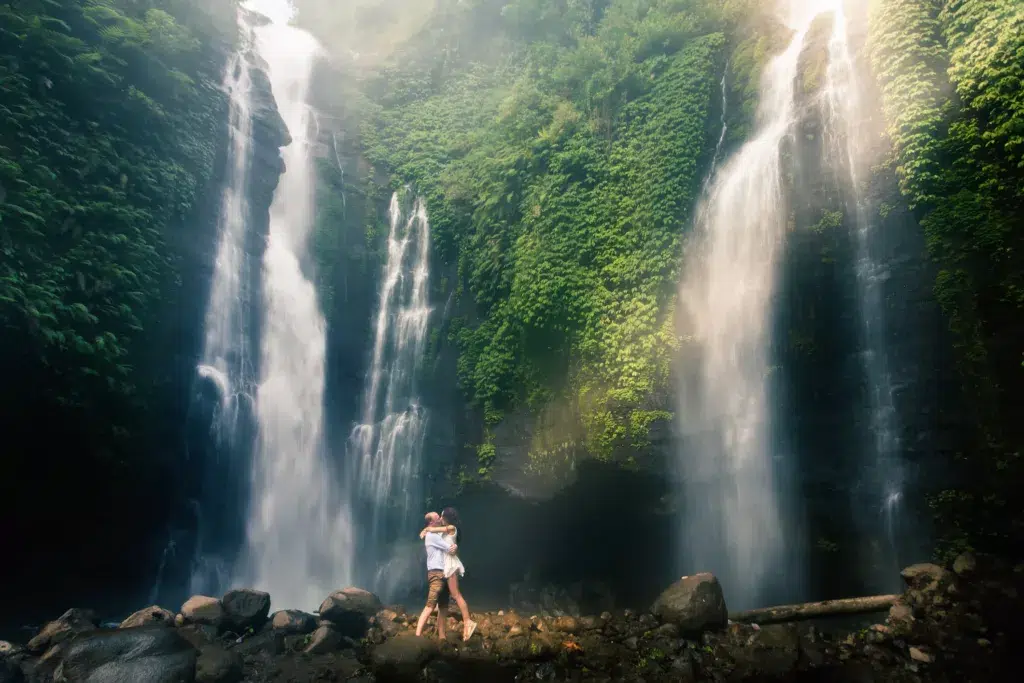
top-left (419, 506), bottom-right (477, 641)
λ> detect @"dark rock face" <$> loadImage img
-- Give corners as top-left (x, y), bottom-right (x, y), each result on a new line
top-left (220, 589), bottom-right (270, 633)
top-left (370, 633), bottom-right (437, 682)
top-left (651, 573), bottom-right (728, 635)
top-left (51, 626), bottom-right (197, 683)
top-left (195, 646), bottom-right (242, 683)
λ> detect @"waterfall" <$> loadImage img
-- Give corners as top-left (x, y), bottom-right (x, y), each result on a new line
top-left (819, 0), bottom-right (905, 589)
top-left (676, 6), bottom-right (824, 611)
top-left (187, 23), bottom-right (260, 598)
top-left (234, 0), bottom-right (353, 610)
top-left (348, 192), bottom-right (432, 598)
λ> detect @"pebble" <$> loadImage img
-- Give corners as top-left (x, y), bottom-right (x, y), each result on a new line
top-left (909, 646), bottom-right (934, 664)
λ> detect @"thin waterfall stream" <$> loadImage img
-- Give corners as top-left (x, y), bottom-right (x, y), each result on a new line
top-left (349, 192), bottom-right (432, 599)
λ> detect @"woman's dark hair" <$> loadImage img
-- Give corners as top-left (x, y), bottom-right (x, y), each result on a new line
top-left (441, 506), bottom-right (461, 543)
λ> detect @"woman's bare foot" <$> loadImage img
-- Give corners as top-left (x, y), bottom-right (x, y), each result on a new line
top-left (462, 619), bottom-right (477, 641)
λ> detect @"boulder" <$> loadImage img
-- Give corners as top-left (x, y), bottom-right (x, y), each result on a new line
top-left (0, 659), bottom-right (23, 683)
top-left (318, 588), bottom-right (381, 637)
top-left (319, 587), bottom-right (382, 620)
top-left (651, 573), bottom-right (727, 635)
top-left (953, 553), bottom-right (977, 576)
top-left (221, 589), bottom-right (271, 632)
top-left (195, 646), bottom-right (243, 683)
top-left (51, 625), bottom-right (197, 683)
top-left (900, 563), bottom-right (953, 593)
top-left (304, 625), bottom-right (342, 654)
top-left (27, 608), bottom-right (98, 653)
top-left (120, 606), bottom-right (176, 629)
top-left (370, 634), bottom-right (437, 682)
top-left (269, 610), bottom-right (317, 635)
top-left (181, 596), bottom-right (225, 629)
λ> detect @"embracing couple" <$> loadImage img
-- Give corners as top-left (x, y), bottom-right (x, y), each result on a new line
top-left (414, 506), bottom-right (478, 641)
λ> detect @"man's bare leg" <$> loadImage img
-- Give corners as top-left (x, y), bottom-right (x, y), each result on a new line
top-left (436, 606), bottom-right (447, 640)
top-left (415, 604), bottom-right (433, 636)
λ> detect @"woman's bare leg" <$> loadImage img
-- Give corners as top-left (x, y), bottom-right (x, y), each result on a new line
top-left (446, 573), bottom-right (475, 638)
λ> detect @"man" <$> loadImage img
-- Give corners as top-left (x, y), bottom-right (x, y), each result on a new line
top-left (415, 511), bottom-right (457, 638)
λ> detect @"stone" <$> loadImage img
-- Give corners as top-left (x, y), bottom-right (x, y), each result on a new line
top-left (953, 553), bottom-right (977, 576)
top-left (651, 573), bottom-right (727, 635)
top-left (51, 625), bottom-right (197, 683)
top-left (0, 641), bottom-right (18, 657)
top-left (304, 625), bottom-right (342, 654)
top-left (909, 646), bottom-right (934, 664)
top-left (221, 589), bottom-right (271, 632)
top-left (27, 608), bottom-right (97, 653)
top-left (318, 588), bottom-right (381, 637)
top-left (370, 633), bottom-right (437, 681)
top-left (120, 606), bottom-right (176, 629)
top-left (901, 564), bottom-right (953, 593)
top-left (552, 616), bottom-right (578, 633)
top-left (195, 646), bottom-right (242, 683)
top-left (181, 596), bottom-right (225, 628)
top-left (269, 609), bottom-right (317, 635)
top-left (726, 624), bottom-right (801, 678)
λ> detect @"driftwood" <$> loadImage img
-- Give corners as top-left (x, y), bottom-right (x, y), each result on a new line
top-left (729, 594), bottom-right (900, 625)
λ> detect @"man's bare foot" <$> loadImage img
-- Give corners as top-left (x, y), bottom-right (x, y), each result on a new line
top-left (462, 619), bottom-right (478, 641)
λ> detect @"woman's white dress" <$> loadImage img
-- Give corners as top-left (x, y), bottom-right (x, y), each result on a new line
top-left (442, 529), bottom-right (465, 579)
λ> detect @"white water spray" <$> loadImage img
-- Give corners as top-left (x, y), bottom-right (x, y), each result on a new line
top-left (819, 0), bottom-right (904, 585)
top-left (349, 192), bottom-right (431, 597)
top-left (676, 5), bottom-right (824, 610)
top-left (236, 0), bottom-right (353, 609)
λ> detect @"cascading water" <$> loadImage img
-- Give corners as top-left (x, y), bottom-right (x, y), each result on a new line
top-left (234, 0), bottom-right (353, 609)
top-left (818, 0), bottom-right (905, 589)
top-left (184, 22), bottom-right (261, 599)
top-left (348, 192), bottom-right (432, 598)
top-left (676, 6), bottom-right (825, 611)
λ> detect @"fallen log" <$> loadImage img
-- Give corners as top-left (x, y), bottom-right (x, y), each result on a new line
top-left (729, 594), bottom-right (900, 625)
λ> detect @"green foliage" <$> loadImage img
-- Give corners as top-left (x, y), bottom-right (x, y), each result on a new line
top-left (363, 0), bottom-right (759, 464)
top-left (869, 0), bottom-right (1024, 557)
top-left (0, 0), bottom-right (234, 448)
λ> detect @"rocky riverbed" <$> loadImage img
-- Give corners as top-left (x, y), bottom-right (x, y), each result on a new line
top-left (0, 555), bottom-right (1016, 683)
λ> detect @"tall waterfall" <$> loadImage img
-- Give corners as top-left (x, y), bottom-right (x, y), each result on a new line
top-left (819, 0), bottom-right (905, 588)
top-left (676, 6), bottom-right (823, 611)
top-left (348, 192), bottom-right (432, 598)
top-left (234, 0), bottom-right (353, 609)
top-left (187, 25), bottom-right (260, 598)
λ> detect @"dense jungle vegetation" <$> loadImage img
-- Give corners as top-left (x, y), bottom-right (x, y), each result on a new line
top-left (356, 0), bottom-right (779, 467)
top-left (0, 0), bottom-right (238, 593)
top-left (868, 0), bottom-right (1024, 557)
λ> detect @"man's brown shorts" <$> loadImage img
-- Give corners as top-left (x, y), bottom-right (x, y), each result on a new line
top-left (425, 570), bottom-right (450, 610)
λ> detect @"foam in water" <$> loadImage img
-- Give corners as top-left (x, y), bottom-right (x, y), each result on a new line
top-left (348, 192), bottom-right (432, 598)
top-left (818, 0), bottom-right (905, 588)
top-left (234, 0), bottom-right (354, 610)
top-left (676, 7), bottom-right (822, 611)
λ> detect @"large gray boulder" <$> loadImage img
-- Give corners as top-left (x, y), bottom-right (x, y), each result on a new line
top-left (51, 626), bottom-right (197, 683)
top-left (120, 606), bottom-right (176, 629)
top-left (651, 573), bottom-right (728, 635)
top-left (180, 596), bottom-right (225, 629)
top-left (370, 634), bottom-right (437, 682)
top-left (27, 608), bottom-right (97, 653)
top-left (318, 588), bottom-right (381, 637)
top-left (221, 589), bottom-right (270, 632)
top-left (269, 610), bottom-right (317, 635)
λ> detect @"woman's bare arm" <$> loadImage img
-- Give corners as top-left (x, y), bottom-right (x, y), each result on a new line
top-left (418, 525), bottom-right (455, 538)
